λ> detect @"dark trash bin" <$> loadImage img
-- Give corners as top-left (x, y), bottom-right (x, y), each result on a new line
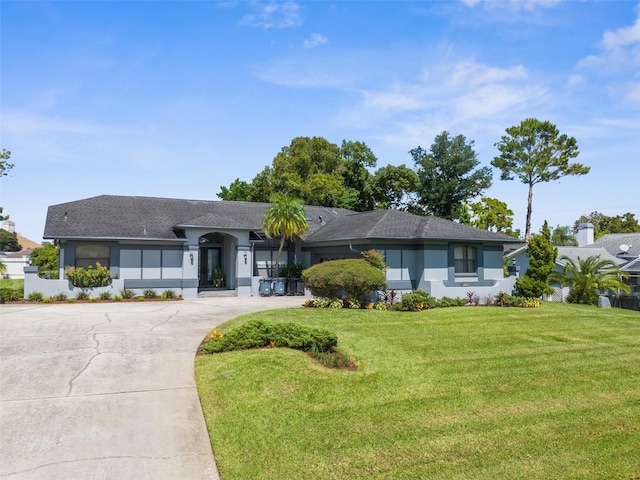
top-left (273, 277), bottom-right (286, 296)
top-left (259, 278), bottom-right (272, 296)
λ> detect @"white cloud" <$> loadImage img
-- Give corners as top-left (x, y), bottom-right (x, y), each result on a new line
top-left (566, 74), bottom-right (584, 88)
top-left (335, 58), bottom-right (547, 153)
top-left (602, 8), bottom-right (640, 49)
top-left (303, 33), bottom-right (328, 49)
top-left (2, 111), bottom-right (120, 136)
top-left (241, 1), bottom-right (302, 29)
top-left (448, 61), bottom-right (527, 87)
top-left (462, 0), bottom-right (560, 11)
top-left (623, 81), bottom-right (640, 104)
top-left (577, 6), bottom-right (640, 104)
top-left (579, 6), bottom-right (640, 71)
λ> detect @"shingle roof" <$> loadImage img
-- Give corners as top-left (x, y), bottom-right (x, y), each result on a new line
top-left (43, 195), bottom-right (522, 244)
top-left (591, 233), bottom-right (640, 257)
top-left (294, 209), bottom-right (518, 243)
top-left (43, 195), bottom-right (349, 241)
top-left (555, 246), bottom-right (625, 267)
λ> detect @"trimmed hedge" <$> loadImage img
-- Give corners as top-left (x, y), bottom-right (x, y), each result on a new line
top-left (302, 258), bottom-right (386, 301)
top-left (200, 319), bottom-right (338, 354)
top-left (0, 287), bottom-right (23, 302)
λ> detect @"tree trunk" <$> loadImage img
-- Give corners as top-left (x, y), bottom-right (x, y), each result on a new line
top-left (273, 236), bottom-right (286, 278)
top-left (525, 183), bottom-right (534, 243)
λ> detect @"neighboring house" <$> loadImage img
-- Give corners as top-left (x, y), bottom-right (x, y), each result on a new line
top-left (505, 223), bottom-right (640, 301)
top-left (1, 220), bottom-right (41, 279)
top-left (24, 195), bottom-right (522, 299)
top-left (1, 250), bottom-right (34, 279)
top-left (591, 232), bottom-right (640, 293)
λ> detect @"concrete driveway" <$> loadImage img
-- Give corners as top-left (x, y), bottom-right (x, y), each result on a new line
top-left (0, 296), bottom-right (305, 479)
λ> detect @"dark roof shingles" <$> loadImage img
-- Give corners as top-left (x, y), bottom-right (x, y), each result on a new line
top-left (44, 195), bottom-right (520, 244)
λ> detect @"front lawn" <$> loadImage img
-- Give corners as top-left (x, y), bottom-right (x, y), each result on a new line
top-left (195, 302), bottom-right (640, 480)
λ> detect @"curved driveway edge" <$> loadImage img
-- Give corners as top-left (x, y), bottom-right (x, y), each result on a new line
top-left (0, 296), bottom-right (306, 479)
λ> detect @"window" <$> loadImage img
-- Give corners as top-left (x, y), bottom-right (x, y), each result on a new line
top-left (454, 246), bottom-right (476, 274)
top-left (76, 244), bottom-right (110, 269)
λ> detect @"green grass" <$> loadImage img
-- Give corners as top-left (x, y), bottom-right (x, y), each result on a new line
top-left (195, 303), bottom-right (640, 480)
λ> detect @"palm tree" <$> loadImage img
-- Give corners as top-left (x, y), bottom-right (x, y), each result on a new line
top-left (549, 255), bottom-right (630, 305)
top-left (262, 194), bottom-right (309, 278)
top-left (551, 225), bottom-right (578, 246)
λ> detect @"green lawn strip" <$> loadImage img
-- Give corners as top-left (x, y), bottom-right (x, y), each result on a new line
top-left (195, 303), bottom-right (640, 480)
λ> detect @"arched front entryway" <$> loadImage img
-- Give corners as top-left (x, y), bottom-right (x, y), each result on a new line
top-left (198, 232), bottom-right (234, 291)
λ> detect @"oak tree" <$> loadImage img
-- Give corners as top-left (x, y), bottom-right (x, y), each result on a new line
top-left (411, 131), bottom-right (492, 221)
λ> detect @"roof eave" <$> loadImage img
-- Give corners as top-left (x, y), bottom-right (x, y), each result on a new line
top-left (44, 235), bottom-right (187, 243)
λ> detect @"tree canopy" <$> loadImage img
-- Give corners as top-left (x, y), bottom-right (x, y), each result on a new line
top-left (0, 229), bottom-right (21, 252)
top-left (411, 131), bottom-right (492, 221)
top-left (0, 149), bottom-right (13, 177)
top-left (1, 149), bottom-right (14, 222)
top-left (551, 225), bottom-right (578, 246)
top-left (469, 197), bottom-right (520, 237)
top-left (369, 164), bottom-right (419, 211)
top-left (29, 243), bottom-right (60, 279)
top-left (492, 118), bottom-right (588, 242)
top-left (573, 212), bottom-right (640, 239)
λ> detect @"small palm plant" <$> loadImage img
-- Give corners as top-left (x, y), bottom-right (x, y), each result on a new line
top-left (549, 255), bottom-right (630, 305)
top-left (262, 194), bottom-right (309, 278)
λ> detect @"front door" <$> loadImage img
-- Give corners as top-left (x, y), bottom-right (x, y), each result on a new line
top-left (199, 247), bottom-right (223, 289)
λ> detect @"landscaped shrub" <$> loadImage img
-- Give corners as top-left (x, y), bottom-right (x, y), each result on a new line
top-left (65, 263), bottom-right (115, 288)
top-left (393, 290), bottom-right (437, 311)
top-left (200, 319), bottom-right (338, 354)
top-left (328, 298), bottom-right (343, 309)
top-left (99, 291), bottom-right (112, 300)
top-left (28, 291), bottom-right (44, 302)
top-left (437, 296), bottom-right (467, 308)
top-left (514, 275), bottom-right (549, 299)
top-left (497, 293), bottom-right (540, 308)
top-left (0, 287), bottom-right (23, 302)
top-left (120, 288), bottom-right (135, 299)
top-left (54, 293), bottom-right (68, 301)
top-left (76, 291), bottom-right (91, 301)
top-left (360, 249), bottom-right (387, 270)
top-left (302, 258), bottom-right (386, 302)
top-left (30, 244), bottom-right (60, 279)
top-left (279, 263), bottom-right (303, 278)
top-left (161, 289), bottom-right (176, 299)
top-left (380, 289), bottom-right (399, 309)
top-left (143, 288), bottom-right (157, 299)
top-left (347, 298), bottom-right (361, 309)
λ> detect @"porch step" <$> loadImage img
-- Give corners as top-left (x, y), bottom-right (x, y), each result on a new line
top-left (197, 290), bottom-right (237, 298)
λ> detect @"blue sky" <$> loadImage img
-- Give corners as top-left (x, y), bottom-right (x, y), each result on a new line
top-left (2, 0), bottom-right (639, 243)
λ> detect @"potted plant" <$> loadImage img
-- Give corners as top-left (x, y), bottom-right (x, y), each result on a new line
top-left (213, 266), bottom-right (225, 288)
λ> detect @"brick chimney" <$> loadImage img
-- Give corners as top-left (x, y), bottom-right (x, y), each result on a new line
top-left (577, 222), bottom-right (594, 247)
